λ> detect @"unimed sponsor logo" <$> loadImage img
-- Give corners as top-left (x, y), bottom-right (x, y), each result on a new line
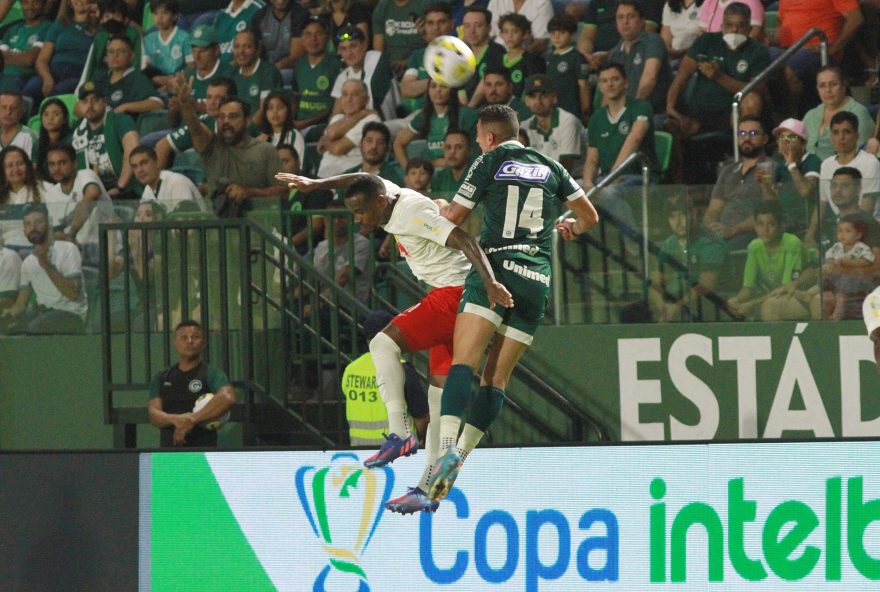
top-left (650, 477), bottom-right (880, 584)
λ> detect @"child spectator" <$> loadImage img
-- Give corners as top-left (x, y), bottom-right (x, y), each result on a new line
top-left (545, 14), bottom-right (590, 122)
top-left (727, 202), bottom-right (809, 321)
top-left (258, 91), bottom-right (306, 161)
top-left (487, 13), bottom-right (545, 99)
top-left (404, 158), bottom-right (434, 193)
top-left (143, 0), bottom-right (192, 91)
top-left (824, 215), bottom-right (876, 319)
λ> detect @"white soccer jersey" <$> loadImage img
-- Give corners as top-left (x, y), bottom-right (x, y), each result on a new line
top-left (20, 240), bottom-right (87, 319)
top-left (43, 169), bottom-right (112, 247)
top-left (0, 247), bottom-right (20, 297)
top-left (380, 179), bottom-right (471, 289)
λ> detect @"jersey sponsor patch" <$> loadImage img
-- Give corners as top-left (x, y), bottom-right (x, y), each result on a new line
top-left (494, 161), bottom-right (551, 183)
top-left (459, 182), bottom-right (476, 197)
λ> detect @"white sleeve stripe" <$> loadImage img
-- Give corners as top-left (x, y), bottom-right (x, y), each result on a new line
top-left (565, 189), bottom-right (586, 202)
top-left (453, 195), bottom-right (476, 209)
top-left (804, 171), bottom-right (820, 178)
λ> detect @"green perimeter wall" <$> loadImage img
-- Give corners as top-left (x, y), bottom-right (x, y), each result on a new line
top-left (2, 320), bottom-right (879, 449)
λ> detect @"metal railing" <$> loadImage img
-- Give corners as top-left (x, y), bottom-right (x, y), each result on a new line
top-left (551, 151), bottom-right (651, 324)
top-left (732, 27), bottom-right (829, 161)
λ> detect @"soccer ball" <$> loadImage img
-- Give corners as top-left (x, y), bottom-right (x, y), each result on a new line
top-left (424, 35), bottom-right (476, 88)
top-left (193, 393), bottom-right (230, 431)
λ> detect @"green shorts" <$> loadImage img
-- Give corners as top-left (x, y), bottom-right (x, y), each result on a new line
top-left (459, 251), bottom-right (550, 345)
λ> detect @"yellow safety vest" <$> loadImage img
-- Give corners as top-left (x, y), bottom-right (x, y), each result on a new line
top-left (341, 353), bottom-right (389, 446)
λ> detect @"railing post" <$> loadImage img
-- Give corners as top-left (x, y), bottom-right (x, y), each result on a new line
top-left (551, 228), bottom-right (563, 325)
top-left (641, 162), bottom-right (651, 288)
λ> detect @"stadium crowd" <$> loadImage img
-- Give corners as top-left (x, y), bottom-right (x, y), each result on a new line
top-left (0, 0), bottom-right (878, 333)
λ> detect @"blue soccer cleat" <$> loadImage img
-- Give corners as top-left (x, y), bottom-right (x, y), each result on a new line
top-left (363, 433), bottom-right (418, 468)
top-left (385, 487), bottom-right (439, 514)
top-left (427, 449), bottom-right (462, 501)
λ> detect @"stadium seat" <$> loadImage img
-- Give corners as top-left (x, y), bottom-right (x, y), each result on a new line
top-left (172, 149), bottom-right (207, 185)
top-left (654, 130), bottom-right (673, 176)
top-left (405, 139), bottom-right (429, 160)
top-left (138, 110), bottom-right (170, 136)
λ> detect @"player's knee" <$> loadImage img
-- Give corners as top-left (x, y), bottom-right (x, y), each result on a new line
top-left (369, 331), bottom-right (401, 358)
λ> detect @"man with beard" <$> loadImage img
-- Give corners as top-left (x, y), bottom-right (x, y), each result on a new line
top-left (704, 116), bottom-right (775, 249)
top-left (71, 81), bottom-right (140, 198)
top-left (520, 74), bottom-right (583, 174)
top-left (341, 122), bottom-right (404, 187)
top-left (317, 79), bottom-right (381, 178)
top-left (470, 67), bottom-right (531, 121)
top-left (178, 76), bottom-right (285, 214)
top-left (42, 142), bottom-right (112, 267)
top-left (1, 203), bottom-right (87, 334)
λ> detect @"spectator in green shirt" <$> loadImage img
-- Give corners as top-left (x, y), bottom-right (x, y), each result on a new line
top-left (400, 2), bottom-right (454, 114)
top-left (371, 0), bottom-right (429, 77)
top-left (231, 30), bottom-right (283, 121)
top-left (291, 16), bottom-right (342, 138)
top-left (98, 36), bottom-right (165, 119)
top-left (430, 129), bottom-right (472, 201)
top-left (32, 0), bottom-right (101, 99)
top-left (1, 0), bottom-right (50, 95)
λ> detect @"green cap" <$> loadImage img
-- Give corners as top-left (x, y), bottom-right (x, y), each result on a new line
top-left (191, 25), bottom-right (219, 47)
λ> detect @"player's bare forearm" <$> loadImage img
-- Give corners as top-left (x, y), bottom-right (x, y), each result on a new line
top-left (446, 227), bottom-right (514, 308)
top-left (274, 172), bottom-right (365, 192)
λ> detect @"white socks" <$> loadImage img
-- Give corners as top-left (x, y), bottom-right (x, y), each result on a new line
top-left (455, 423), bottom-right (484, 463)
top-left (438, 415), bottom-right (463, 457)
top-left (419, 385), bottom-right (443, 491)
top-left (370, 332), bottom-right (408, 436)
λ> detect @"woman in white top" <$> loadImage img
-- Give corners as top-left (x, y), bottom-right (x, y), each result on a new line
top-left (661, 0), bottom-right (704, 59)
top-left (0, 146), bottom-right (43, 253)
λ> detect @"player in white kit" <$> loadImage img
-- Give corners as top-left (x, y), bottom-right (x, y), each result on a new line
top-left (276, 171), bottom-right (512, 513)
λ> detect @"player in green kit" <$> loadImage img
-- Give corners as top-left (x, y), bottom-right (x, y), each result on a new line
top-left (427, 104), bottom-right (599, 500)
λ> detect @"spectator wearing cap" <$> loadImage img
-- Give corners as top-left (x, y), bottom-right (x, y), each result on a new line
top-left (520, 74), bottom-right (582, 174)
top-left (177, 78), bottom-right (286, 214)
top-left (0, 90), bottom-right (37, 159)
top-left (291, 17), bottom-right (342, 138)
top-left (178, 25), bottom-right (235, 107)
top-left (42, 142), bottom-right (113, 267)
top-left (317, 79), bottom-right (382, 178)
top-left (400, 2), bottom-right (454, 115)
top-left (665, 2), bottom-right (768, 141)
top-left (1, 203), bottom-right (88, 334)
top-left (231, 30), bottom-right (283, 120)
top-left (71, 82), bottom-right (140, 198)
top-left (96, 35), bottom-right (165, 119)
top-left (756, 118), bottom-right (821, 236)
top-left (459, 6), bottom-right (506, 104)
top-left (371, 0), bottom-right (430, 77)
top-left (331, 25), bottom-right (398, 121)
top-left (340, 309), bottom-right (429, 446)
top-left (30, 0), bottom-right (101, 99)
top-left (130, 146), bottom-right (208, 212)
top-left (213, 0), bottom-right (264, 64)
top-left (249, 0), bottom-right (310, 73)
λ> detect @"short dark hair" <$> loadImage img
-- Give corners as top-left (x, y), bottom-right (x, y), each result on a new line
top-left (343, 174), bottom-right (386, 202)
top-left (277, 143), bottom-right (299, 160)
top-left (830, 110), bottom-right (859, 131)
top-left (598, 61), bottom-right (627, 79)
top-left (234, 29), bottom-right (259, 45)
top-left (45, 141), bottom-right (76, 162)
top-left (738, 116), bottom-right (765, 133)
top-left (151, 0), bottom-right (179, 14)
top-left (478, 104), bottom-right (519, 141)
top-left (406, 157), bottom-right (435, 176)
top-left (107, 35), bottom-right (134, 50)
top-left (482, 66), bottom-right (512, 84)
top-left (130, 145), bottom-right (157, 161)
top-left (362, 121), bottom-right (391, 146)
top-left (754, 200), bottom-right (782, 222)
top-left (445, 129), bottom-right (470, 144)
top-left (303, 15), bottom-right (331, 32)
top-left (208, 76), bottom-right (237, 97)
top-left (174, 319), bottom-right (203, 333)
top-left (424, 1), bottom-right (452, 18)
top-left (833, 166), bottom-right (862, 180)
top-left (547, 14), bottom-right (577, 34)
top-left (723, 1), bottom-right (751, 20)
top-left (22, 202), bottom-right (48, 221)
top-left (617, 0), bottom-right (644, 19)
top-left (220, 96), bottom-right (251, 118)
top-left (463, 5), bottom-right (492, 25)
top-left (498, 13), bottom-right (531, 35)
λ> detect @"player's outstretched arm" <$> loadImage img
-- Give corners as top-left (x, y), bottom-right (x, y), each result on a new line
top-left (556, 195), bottom-right (599, 241)
top-left (274, 172), bottom-right (368, 192)
top-left (445, 227), bottom-right (514, 309)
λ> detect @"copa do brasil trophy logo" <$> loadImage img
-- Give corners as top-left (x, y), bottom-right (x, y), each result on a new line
top-left (296, 453), bottom-right (394, 591)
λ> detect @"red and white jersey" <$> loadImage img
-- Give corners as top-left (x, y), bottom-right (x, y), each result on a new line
top-left (380, 179), bottom-right (471, 288)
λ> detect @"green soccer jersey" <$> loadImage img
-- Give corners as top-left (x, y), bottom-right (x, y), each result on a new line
top-left (168, 114), bottom-right (216, 153)
top-left (402, 47), bottom-right (428, 114)
top-left (452, 140), bottom-right (585, 259)
top-left (431, 166), bottom-right (467, 200)
top-left (292, 54), bottom-right (342, 121)
top-left (463, 41), bottom-right (506, 99)
top-left (486, 51), bottom-right (545, 98)
top-left (587, 97), bottom-right (658, 177)
top-left (408, 107), bottom-right (477, 160)
top-left (72, 111), bottom-right (137, 189)
top-left (101, 68), bottom-right (162, 112)
top-left (1, 19), bottom-right (51, 78)
top-left (546, 47), bottom-right (588, 119)
top-left (685, 33), bottom-right (771, 117)
top-left (83, 25), bottom-right (143, 86)
top-left (773, 152), bottom-right (822, 234)
top-left (658, 229), bottom-right (728, 299)
top-left (214, 0), bottom-right (263, 63)
top-left (233, 58), bottom-right (284, 114)
top-left (184, 60), bottom-right (235, 100)
top-left (371, 0), bottom-right (429, 64)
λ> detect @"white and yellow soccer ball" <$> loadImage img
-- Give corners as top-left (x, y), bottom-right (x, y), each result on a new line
top-left (193, 393), bottom-right (230, 431)
top-left (424, 35), bottom-right (477, 88)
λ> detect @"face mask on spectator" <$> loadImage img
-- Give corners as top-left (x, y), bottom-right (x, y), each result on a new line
top-left (722, 33), bottom-right (747, 50)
